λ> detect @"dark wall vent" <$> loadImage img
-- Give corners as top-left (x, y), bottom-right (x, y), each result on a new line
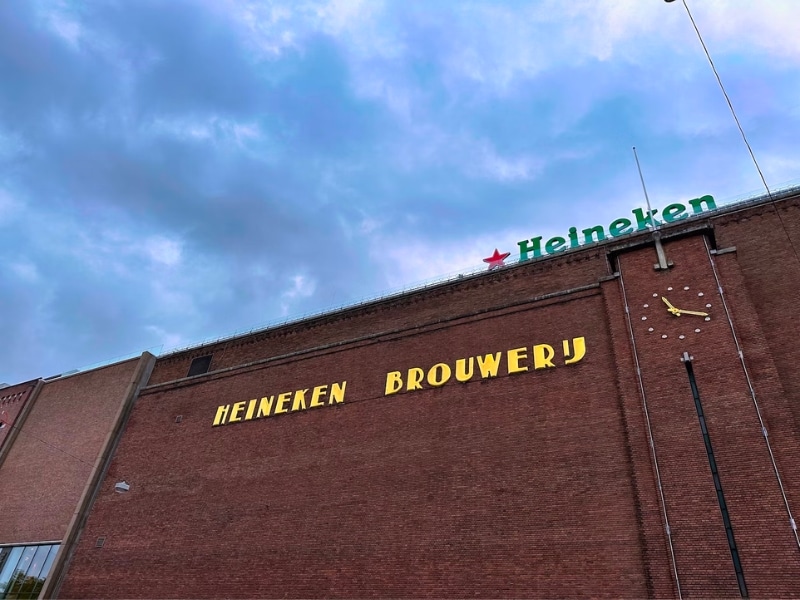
top-left (187, 355), bottom-right (213, 377)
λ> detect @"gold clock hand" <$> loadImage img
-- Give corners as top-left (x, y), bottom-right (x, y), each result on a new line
top-left (662, 297), bottom-right (681, 316)
top-left (676, 309), bottom-right (709, 317)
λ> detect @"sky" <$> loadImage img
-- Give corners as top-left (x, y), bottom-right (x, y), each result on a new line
top-left (1, 0), bottom-right (799, 384)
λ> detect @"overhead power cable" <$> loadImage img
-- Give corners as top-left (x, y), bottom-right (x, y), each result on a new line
top-left (668, 0), bottom-right (800, 267)
top-left (674, 0), bottom-right (770, 198)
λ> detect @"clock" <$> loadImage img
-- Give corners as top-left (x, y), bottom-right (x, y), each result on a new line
top-left (638, 285), bottom-right (713, 340)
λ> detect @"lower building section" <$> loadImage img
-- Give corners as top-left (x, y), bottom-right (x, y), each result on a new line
top-left (0, 354), bottom-right (155, 600)
top-left (61, 288), bottom-right (659, 598)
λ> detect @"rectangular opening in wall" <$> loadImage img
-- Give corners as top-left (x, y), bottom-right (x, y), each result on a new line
top-left (187, 355), bottom-right (213, 377)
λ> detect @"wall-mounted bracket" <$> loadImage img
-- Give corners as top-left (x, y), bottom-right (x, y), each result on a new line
top-left (653, 231), bottom-right (674, 271)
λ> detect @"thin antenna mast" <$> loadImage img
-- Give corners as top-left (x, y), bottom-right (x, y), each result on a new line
top-left (633, 146), bottom-right (657, 231)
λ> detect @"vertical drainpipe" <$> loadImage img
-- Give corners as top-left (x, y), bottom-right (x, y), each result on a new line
top-left (681, 351), bottom-right (748, 597)
top-left (39, 351), bottom-right (156, 600)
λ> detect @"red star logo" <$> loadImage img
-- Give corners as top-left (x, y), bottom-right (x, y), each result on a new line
top-left (483, 248), bottom-right (511, 270)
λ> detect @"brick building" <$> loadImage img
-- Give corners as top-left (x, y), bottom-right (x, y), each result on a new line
top-left (0, 356), bottom-right (154, 600)
top-left (7, 187), bottom-right (800, 598)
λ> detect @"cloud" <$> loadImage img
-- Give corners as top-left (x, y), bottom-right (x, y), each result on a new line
top-left (0, 188), bottom-right (23, 224)
top-left (144, 236), bottom-right (182, 267)
top-left (0, 0), bottom-right (798, 384)
top-left (280, 273), bottom-right (317, 315)
top-left (9, 260), bottom-right (41, 283)
top-left (368, 223), bottom-right (541, 290)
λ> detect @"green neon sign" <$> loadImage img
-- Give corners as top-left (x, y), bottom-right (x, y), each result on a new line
top-left (517, 194), bottom-right (716, 261)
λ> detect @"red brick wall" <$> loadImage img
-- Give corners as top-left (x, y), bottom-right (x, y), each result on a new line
top-left (713, 199), bottom-right (800, 427)
top-left (0, 359), bottom-right (140, 544)
top-left (615, 234), bottom-right (800, 597)
top-left (600, 277), bottom-right (676, 597)
top-left (58, 192), bottom-right (800, 598)
top-left (0, 381), bottom-right (36, 453)
top-left (61, 284), bottom-right (669, 598)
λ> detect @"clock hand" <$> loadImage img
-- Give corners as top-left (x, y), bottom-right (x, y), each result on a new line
top-left (662, 297), bottom-right (681, 316)
top-left (676, 309), bottom-right (709, 317)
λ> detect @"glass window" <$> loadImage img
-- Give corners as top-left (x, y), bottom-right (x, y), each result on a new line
top-left (0, 544), bottom-right (60, 600)
top-left (23, 545), bottom-right (50, 581)
top-left (0, 548), bottom-right (23, 596)
top-left (5, 545), bottom-right (36, 599)
top-left (39, 547), bottom-right (59, 583)
top-left (187, 355), bottom-right (213, 377)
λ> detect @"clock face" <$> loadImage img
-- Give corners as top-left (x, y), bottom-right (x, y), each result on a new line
top-left (637, 284), bottom-right (713, 340)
